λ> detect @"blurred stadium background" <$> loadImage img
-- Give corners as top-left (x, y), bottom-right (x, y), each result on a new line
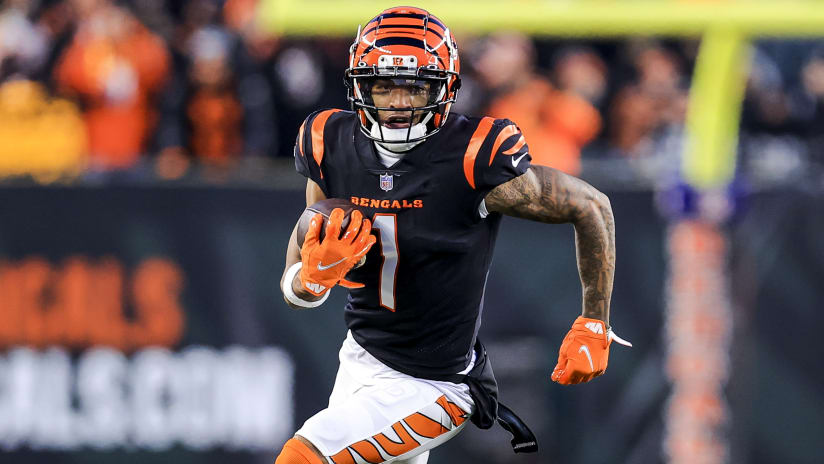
top-left (1, 0), bottom-right (823, 463)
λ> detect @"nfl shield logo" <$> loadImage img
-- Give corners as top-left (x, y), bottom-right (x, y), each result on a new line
top-left (379, 173), bottom-right (393, 192)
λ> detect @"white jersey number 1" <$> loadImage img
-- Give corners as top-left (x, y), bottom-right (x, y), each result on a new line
top-left (372, 214), bottom-right (398, 311)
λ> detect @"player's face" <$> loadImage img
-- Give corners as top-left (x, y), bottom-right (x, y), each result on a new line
top-left (367, 78), bottom-right (435, 128)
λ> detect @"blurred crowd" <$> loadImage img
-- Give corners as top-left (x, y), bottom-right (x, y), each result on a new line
top-left (1, 0), bottom-right (823, 184)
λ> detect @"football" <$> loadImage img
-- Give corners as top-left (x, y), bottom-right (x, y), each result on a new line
top-left (295, 198), bottom-right (363, 248)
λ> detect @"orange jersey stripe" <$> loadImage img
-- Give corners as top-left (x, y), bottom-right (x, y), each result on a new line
top-left (311, 109), bottom-right (341, 169)
top-left (329, 448), bottom-right (355, 464)
top-left (297, 120), bottom-right (306, 157)
top-left (404, 413), bottom-right (448, 439)
top-left (502, 136), bottom-right (527, 155)
top-left (373, 422), bottom-right (419, 457)
top-left (349, 440), bottom-right (383, 463)
top-left (436, 395), bottom-right (467, 427)
top-left (489, 125), bottom-right (521, 166)
top-left (463, 117), bottom-right (495, 189)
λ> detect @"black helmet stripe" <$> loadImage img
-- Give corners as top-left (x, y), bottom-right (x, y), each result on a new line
top-left (374, 36), bottom-right (424, 49)
top-left (366, 12), bottom-right (446, 31)
top-left (374, 36), bottom-right (443, 52)
top-left (424, 16), bottom-right (446, 30)
top-left (362, 24), bottom-right (444, 40)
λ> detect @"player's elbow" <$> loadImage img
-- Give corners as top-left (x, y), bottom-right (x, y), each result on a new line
top-left (593, 190), bottom-right (611, 213)
top-left (576, 188), bottom-right (612, 225)
top-left (593, 191), bottom-right (613, 224)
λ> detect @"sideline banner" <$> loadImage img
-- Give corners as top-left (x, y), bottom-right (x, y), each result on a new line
top-left (0, 188), bottom-right (317, 460)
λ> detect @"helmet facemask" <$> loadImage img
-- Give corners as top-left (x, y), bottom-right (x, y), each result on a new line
top-left (349, 74), bottom-right (450, 145)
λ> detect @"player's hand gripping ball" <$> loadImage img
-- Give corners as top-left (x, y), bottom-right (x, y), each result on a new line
top-left (551, 316), bottom-right (613, 385)
top-left (297, 199), bottom-right (376, 296)
top-left (296, 199), bottom-right (359, 247)
top-left (295, 198), bottom-right (370, 270)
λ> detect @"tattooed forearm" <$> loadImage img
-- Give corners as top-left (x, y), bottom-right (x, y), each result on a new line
top-left (574, 195), bottom-right (615, 323)
top-left (485, 166), bottom-right (616, 324)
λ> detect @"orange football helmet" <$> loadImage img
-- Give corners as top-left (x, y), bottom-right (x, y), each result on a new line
top-left (345, 7), bottom-right (461, 144)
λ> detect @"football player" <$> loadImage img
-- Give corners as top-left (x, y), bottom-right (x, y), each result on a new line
top-left (276, 7), bottom-right (630, 464)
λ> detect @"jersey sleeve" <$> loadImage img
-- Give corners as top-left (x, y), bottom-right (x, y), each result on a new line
top-left (294, 109), bottom-right (342, 196)
top-left (465, 118), bottom-right (531, 193)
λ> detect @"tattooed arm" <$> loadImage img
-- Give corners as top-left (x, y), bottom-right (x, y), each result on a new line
top-left (485, 165), bottom-right (616, 325)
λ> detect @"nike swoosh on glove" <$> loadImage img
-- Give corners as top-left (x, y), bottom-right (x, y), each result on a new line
top-left (551, 316), bottom-right (632, 385)
top-left (299, 208), bottom-right (376, 296)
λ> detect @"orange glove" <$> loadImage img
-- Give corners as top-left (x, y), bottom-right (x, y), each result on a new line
top-left (551, 316), bottom-right (632, 385)
top-left (299, 208), bottom-right (376, 296)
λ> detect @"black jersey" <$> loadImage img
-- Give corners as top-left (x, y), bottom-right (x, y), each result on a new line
top-left (294, 109), bottom-right (531, 378)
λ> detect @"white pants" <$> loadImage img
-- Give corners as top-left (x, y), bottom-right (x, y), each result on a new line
top-left (296, 331), bottom-right (475, 463)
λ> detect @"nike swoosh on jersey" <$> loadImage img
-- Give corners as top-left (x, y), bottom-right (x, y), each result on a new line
top-left (578, 345), bottom-right (594, 371)
top-left (317, 257), bottom-right (348, 271)
top-left (511, 153), bottom-right (528, 168)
